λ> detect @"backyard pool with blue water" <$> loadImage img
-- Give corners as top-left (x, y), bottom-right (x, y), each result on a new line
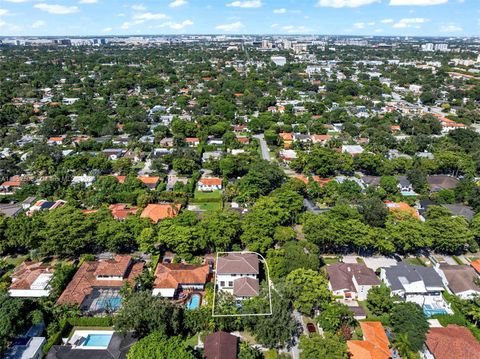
top-left (186, 294), bottom-right (201, 310)
top-left (423, 304), bottom-right (448, 317)
top-left (97, 296), bottom-right (122, 310)
top-left (84, 333), bottom-right (113, 347)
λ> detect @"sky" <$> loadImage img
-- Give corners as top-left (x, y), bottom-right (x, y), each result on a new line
top-left (0, 0), bottom-right (478, 37)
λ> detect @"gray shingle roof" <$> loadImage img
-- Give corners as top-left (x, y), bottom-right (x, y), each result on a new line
top-left (384, 262), bottom-right (443, 291)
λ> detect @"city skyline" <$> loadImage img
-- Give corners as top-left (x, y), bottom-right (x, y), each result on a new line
top-left (0, 0), bottom-right (477, 37)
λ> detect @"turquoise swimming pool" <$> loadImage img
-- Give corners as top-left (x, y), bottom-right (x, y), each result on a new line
top-left (84, 333), bottom-right (112, 347)
top-left (97, 296), bottom-right (122, 310)
top-left (186, 294), bottom-right (201, 310)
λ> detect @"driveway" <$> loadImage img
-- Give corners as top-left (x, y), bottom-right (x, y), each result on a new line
top-left (253, 134), bottom-right (271, 162)
top-left (363, 256), bottom-right (398, 271)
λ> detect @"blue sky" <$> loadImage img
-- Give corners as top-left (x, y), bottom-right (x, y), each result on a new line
top-left (0, 0), bottom-right (478, 37)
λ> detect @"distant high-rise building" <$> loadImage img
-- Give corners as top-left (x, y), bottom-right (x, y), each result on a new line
top-left (422, 43), bottom-right (434, 52)
top-left (434, 43), bottom-right (448, 52)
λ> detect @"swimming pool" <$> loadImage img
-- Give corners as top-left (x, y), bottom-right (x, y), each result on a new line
top-left (423, 304), bottom-right (448, 317)
top-left (97, 296), bottom-right (122, 310)
top-left (84, 333), bottom-right (113, 347)
top-left (186, 294), bottom-right (201, 310)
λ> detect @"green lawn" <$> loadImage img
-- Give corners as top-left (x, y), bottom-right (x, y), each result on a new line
top-left (322, 257), bottom-right (340, 265)
top-left (193, 190), bottom-right (222, 201)
top-left (189, 202), bottom-right (223, 212)
top-left (404, 257), bottom-right (425, 267)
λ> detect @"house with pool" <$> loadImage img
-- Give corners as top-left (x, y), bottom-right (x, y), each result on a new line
top-left (46, 329), bottom-right (137, 358)
top-left (216, 253), bottom-right (260, 301)
top-left (57, 254), bottom-right (144, 314)
top-left (380, 262), bottom-right (452, 316)
top-left (152, 262), bottom-right (212, 308)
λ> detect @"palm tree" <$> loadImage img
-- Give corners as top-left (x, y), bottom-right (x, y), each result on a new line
top-left (395, 333), bottom-right (412, 358)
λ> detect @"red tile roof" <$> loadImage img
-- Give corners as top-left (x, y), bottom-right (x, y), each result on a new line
top-left (57, 255), bottom-right (143, 306)
top-left (9, 262), bottom-right (53, 290)
top-left (109, 204), bottom-right (138, 220)
top-left (140, 203), bottom-right (181, 224)
top-left (198, 178), bottom-right (222, 186)
top-left (425, 325), bottom-right (480, 359)
top-left (153, 263), bottom-right (210, 290)
top-left (347, 322), bottom-right (390, 359)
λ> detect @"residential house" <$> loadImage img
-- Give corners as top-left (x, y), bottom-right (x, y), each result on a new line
top-left (202, 151), bottom-right (222, 163)
top-left (0, 203), bottom-right (23, 217)
top-left (137, 176), bottom-right (160, 190)
top-left (166, 170), bottom-right (188, 191)
top-left (396, 175), bottom-right (416, 195)
top-left (198, 178), bottom-right (222, 192)
top-left (159, 137), bottom-right (174, 148)
top-left (152, 262), bottom-right (211, 298)
top-left (27, 200), bottom-right (66, 216)
top-left (293, 133), bottom-right (310, 143)
top-left (108, 204), bottom-right (138, 220)
top-left (279, 149), bottom-right (297, 162)
top-left (216, 253), bottom-right (260, 301)
top-left (47, 135), bottom-right (66, 146)
top-left (342, 145), bottom-right (364, 156)
top-left (381, 262), bottom-right (450, 315)
top-left (278, 132), bottom-right (293, 149)
top-left (140, 203), bottom-right (181, 224)
top-left (326, 263), bottom-right (380, 301)
top-left (204, 331), bottom-right (238, 359)
top-left (71, 175), bottom-right (96, 187)
top-left (46, 332), bottom-right (137, 359)
top-left (57, 255), bottom-right (144, 313)
top-left (311, 134), bottom-right (332, 146)
top-left (437, 264), bottom-right (480, 300)
top-left (435, 115), bottom-right (467, 134)
top-left (102, 149), bottom-right (125, 160)
top-left (385, 201), bottom-right (420, 219)
top-left (427, 175), bottom-right (459, 192)
top-left (185, 137), bottom-right (200, 147)
top-left (347, 322), bottom-right (391, 359)
top-left (9, 262), bottom-right (54, 298)
top-left (441, 204), bottom-right (475, 221)
top-left (0, 178), bottom-right (23, 195)
top-left (4, 323), bottom-right (46, 359)
top-left (421, 325), bottom-right (480, 359)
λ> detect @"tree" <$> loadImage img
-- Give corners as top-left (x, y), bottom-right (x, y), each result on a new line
top-left (284, 268), bottom-right (331, 315)
top-left (366, 284), bottom-right (394, 316)
top-left (391, 302), bottom-right (429, 352)
top-left (238, 342), bottom-right (264, 359)
top-left (358, 197), bottom-right (389, 227)
top-left (114, 291), bottom-right (182, 338)
top-left (299, 333), bottom-right (348, 359)
top-left (266, 241), bottom-right (321, 280)
top-left (199, 210), bottom-right (242, 251)
top-left (426, 215), bottom-right (473, 253)
top-left (316, 302), bottom-right (356, 333)
top-left (385, 217), bottom-right (431, 254)
top-left (0, 292), bottom-right (29, 350)
top-left (127, 332), bottom-right (195, 359)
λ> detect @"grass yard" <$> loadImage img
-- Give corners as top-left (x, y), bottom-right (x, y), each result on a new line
top-left (404, 257), bottom-right (425, 267)
top-left (322, 256), bottom-right (340, 265)
top-left (193, 190), bottom-right (222, 201)
top-left (189, 202), bottom-right (223, 212)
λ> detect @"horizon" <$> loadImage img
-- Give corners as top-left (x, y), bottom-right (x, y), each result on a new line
top-left (0, 0), bottom-right (478, 38)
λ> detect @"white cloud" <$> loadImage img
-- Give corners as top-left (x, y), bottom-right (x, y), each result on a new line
top-left (216, 21), bottom-right (244, 31)
top-left (32, 20), bottom-right (46, 28)
top-left (0, 20), bottom-right (22, 32)
top-left (131, 4), bottom-right (146, 11)
top-left (389, 0), bottom-right (447, 5)
top-left (226, 1), bottom-right (262, 8)
top-left (316, 0), bottom-right (379, 8)
top-left (169, 0), bottom-right (187, 7)
top-left (79, 0), bottom-right (98, 4)
top-left (133, 12), bottom-right (169, 21)
top-left (0, 9), bottom-right (9, 16)
top-left (282, 25), bottom-right (311, 33)
top-left (121, 21), bottom-right (130, 29)
top-left (440, 23), bottom-right (462, 32)
top-left (381, 18), bottom-right (394, 23)
top-left (354, 22), bottom-right (365, 29)
top-left (34, 3), bottom-right (79, 14)
top-left (103, 27), bottom-right (112, 32)
top-left (392, 17), bottom-right (429, 28)
top-left (273, 8), bottom-right (286, 14)
top-left (158, 19), bottom-right (193, 29)
top-left (271, 23), bottom-right (279, 28)
top-left (4, 0), bottom-right (28, 3)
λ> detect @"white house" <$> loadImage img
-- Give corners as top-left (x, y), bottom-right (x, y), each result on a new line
top-left (216, 253), bottom-right (260, 300)
top-left (9, 262), bottom-right (54, 298)
top-left (197, 178), bottom-right (222, 192)
top-left (71, 174), bottom-right (96, 187)
top-left (326, 263), bottom-right (380, 301)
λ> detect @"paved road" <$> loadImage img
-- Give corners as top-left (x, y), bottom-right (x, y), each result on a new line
top-left (253, 134), bottom-right (271, 162)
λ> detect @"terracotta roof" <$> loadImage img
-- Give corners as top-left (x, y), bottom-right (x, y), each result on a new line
top-left (217, 253), bottom-right (259, 275)
top-left (385, 201), bottom-right (420, 219)
top-left (294, 175), bottom-right (309, 184)
top-left (109, 204), bottom-right (138, 220)
top-left (185, 137), bottom-right (199, 143)
top-left (114, 175), bottom-right (126, 184)
top-left (204, 331), bottom-right (238, 359)
top-left (425, 325), bottom-right (480, 359)
top-left (0, 181), bottom-right (22, 187)
top-left (199, 178), bottom-right (222, 186)
top-left (279, 132), bottom-right (293, 141)
top-left (137, 176), bottom-right (160, 185)
top-left (94, 255), bottom-right (131, 277)
top-left (312, 176), bottom-right (333, 187)
top-left (9, 262), bottom-right (53, 290)
top-left (140, 203), bottom-right (181, 223)
top-left (153, 263), bottom-right (210, 290)
top-left (311, 134), bottom-right (332, 142)
top-left (471, 259), bottom-right (480, 274)
top-left (233, 277), bottom-right (259, 297)
top-left (347, 322), bottom-right (390, 359)
top-left (57, 255), bottom-right (143, 306)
